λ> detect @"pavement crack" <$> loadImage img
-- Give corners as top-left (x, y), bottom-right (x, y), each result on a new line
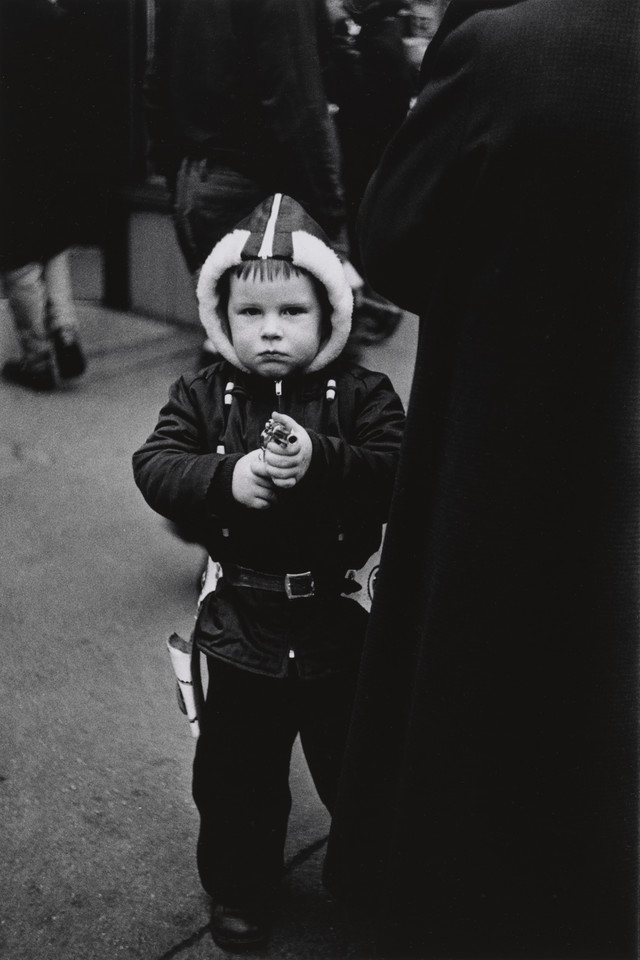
top-left (284, 834), bottom-right (328, 873)
top-left (153, 836), bottom-right (328, 958)
top-left (155, 923), bottom-right (210, 959)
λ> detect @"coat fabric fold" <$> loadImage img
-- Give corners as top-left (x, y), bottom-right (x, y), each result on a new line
top-left (323, 1), bottom-right (640, 957)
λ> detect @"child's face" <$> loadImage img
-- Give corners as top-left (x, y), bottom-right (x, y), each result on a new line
top-left (227, 272), bottom-right (324, 378)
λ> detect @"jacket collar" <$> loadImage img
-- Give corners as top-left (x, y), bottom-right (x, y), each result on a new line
top-left (230, 365), bottom-right (336, 402)
top-left (420, 0), bottom-right (524, 87)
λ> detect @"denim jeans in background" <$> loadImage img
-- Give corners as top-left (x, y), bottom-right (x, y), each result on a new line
top-left (174, 160), bottom-right (270, 276)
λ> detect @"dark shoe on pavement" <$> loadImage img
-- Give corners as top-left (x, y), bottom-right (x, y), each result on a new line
top-left (52, 329), bottom-right (87, 378)
top-left (210, 902), bottom-right (270, 952)
top-left (2, 357), bottom-right (57, 391)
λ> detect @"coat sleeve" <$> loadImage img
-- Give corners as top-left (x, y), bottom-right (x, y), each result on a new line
top-left (357, 10), bottom-right (487, 315)
top-left (302, 370), bottom-right (405, 527)
top-left (132, 376), bottom-right (241, 525)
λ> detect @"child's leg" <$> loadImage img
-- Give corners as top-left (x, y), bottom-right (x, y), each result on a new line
top-left (296, 665), bottom-right (361, 813)
top-left (192, 659), bottom-right (298, 905)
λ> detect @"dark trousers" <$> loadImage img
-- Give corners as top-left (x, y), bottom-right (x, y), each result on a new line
top-left (192, 657), bottom-right (359, 904)
top-left (174, 160), bottom-right (269, 274)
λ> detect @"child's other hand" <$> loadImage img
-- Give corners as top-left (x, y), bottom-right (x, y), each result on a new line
top-left (263, 412), bottom-right (312, 488)
top-left (232, 450), bottom-right (276, 509)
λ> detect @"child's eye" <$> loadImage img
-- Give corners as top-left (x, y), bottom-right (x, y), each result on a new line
top-left (282, 306), bottom-right (306, 316)
top-left (239, 307), bottom-right (261, 316)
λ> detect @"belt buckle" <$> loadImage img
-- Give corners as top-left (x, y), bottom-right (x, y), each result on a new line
top-left (284, 571), bottom-right (315, 600)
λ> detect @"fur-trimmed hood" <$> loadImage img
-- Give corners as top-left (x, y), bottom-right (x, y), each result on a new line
top-left (196, 194), bottom-right (353, 375)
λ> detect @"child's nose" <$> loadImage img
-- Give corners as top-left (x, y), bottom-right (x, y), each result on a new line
top-left (261, 313), bottom-right (282, 338)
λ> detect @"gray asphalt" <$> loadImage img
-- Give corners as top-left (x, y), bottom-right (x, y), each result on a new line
top-left (0, 291), bottom-right (417, 960)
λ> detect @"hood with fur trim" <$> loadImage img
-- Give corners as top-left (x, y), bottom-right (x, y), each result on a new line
top-left (196, 194), bottom-right (353, 375)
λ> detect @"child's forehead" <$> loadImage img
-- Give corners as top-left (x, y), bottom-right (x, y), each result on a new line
top-left (229, 270), bottom-right (319, 301)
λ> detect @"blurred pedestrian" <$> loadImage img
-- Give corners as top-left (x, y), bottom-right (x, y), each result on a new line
top-left (324, 1), bottom-right (640, 958)
top-left (144, 0), bottom-right (349, 365)
top-left (2, 252), bottom-right (86, 389)
top-left (327, 0), bottom-right (414, 345)
top-left (133, 194), bottom-right (404, 951)
top-left (0, 0), bottom-right (87, 390)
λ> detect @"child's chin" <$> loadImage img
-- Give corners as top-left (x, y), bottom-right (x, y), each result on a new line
top-left (253, 359), bottom-right (300, 378)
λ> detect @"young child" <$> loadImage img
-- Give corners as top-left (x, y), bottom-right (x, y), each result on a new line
top-left (132, 194), bottom-right (404, 951)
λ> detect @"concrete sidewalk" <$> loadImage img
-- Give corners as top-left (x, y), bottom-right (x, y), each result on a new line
top-left (0, 298), bottom-right (417, 960)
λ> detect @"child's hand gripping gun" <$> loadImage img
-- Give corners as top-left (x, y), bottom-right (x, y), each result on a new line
top-left (260, 413), bottom-right (309, 487)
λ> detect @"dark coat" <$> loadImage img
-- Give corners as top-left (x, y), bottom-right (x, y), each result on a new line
top-left (327, 3), bottom-right (414, 267)
top-left (133, 359), bottom-right (405, 678)
top-left (324, 1), bottom-right (640, 957)
top-left (327, 4), bottom-right (413, 196)
top-left (0, 0), bottom-right (81, 268)
top-left (144, 0), bottom-right (345, 245)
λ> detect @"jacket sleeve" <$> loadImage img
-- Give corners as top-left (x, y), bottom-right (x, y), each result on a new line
top-left (239, 0), bottom-right (346, 251)
top-left (302, 370), bottom-right (405, 527)
top-left (132, 376), bottom-right (242, 525)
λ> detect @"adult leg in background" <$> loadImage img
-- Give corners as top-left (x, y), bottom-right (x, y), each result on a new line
top-left (43, 249), bottom-right (86, 379)
top-left (2, 261), bottom-right (56, 390)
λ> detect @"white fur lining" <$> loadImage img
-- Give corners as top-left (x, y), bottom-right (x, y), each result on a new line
top-left (196, 229), bottom-right (252, 371)
top-left (291, 231), bottom-right (353, 371)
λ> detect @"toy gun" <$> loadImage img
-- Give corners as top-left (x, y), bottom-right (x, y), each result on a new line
top-left (260, 418), bottom-right (296, 450)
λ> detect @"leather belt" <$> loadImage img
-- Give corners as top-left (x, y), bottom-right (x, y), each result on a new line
top-left (221, 563), bottom-right (347, 600)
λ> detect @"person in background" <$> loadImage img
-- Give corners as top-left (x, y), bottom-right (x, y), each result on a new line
top-left (144, 0), bottom-right (348, 366)
top-left (132, 194), bottom-right (404, 952)
top-left (324, 1), bottom-right (640, 958)
top-left (327, 0), bottom-right (414, 347)
top-left (0, 0), bottom-right (86, 390)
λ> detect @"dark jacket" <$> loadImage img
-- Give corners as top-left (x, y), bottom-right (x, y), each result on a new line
top-left (326, 2), bottom-right (413, 267)
top-left (327, 2), bottom-right (413, 191)
top-left (133, 359), bottom-right (403, 573)
top-left (325, 1), bottom-right (640, 957)
top-left (133, 359), bottom-right (404, 677)
top-left (144, 0), bottom-right (345, 244)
